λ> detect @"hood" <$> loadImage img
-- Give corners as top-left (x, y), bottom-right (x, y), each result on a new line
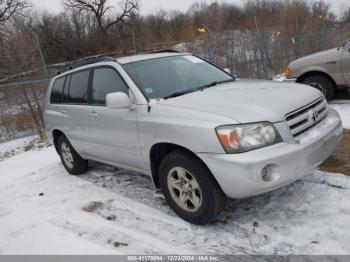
top-left (290, 48), bottom-right (342, 68)
top-left (158, 80), bottom-right (323, 123)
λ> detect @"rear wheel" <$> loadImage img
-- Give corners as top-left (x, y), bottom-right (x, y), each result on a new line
top-left (159, 150), bottom-right (227, 225)
top-left (57, 136), bottom-right (88, 175)
top-left (302, 75), bottom-right (335, 100)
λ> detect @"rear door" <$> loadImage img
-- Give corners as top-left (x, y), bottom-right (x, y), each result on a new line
top-left (46, 75), bottom-right (67, 133)
top-left (61, 69), bottom-right (95, 155)
top-left (87, 66), bottom-right (145, 170)
top-left (341, 43), bottom-right (350, 85)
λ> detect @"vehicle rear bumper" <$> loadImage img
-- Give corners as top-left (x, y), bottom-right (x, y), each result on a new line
top-left (197, 109), bottom-right (343, 199)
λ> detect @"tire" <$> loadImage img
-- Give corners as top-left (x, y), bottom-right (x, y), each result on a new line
top-left (302, 75), bottom-right (335, 100)
top-left (159, 150), bottom-right (227, 225)
top-left (57, 135), bottom-right (88, 175)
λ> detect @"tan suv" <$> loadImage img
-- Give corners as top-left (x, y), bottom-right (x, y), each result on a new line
top-left (282, 39), bottom-right (350, 100)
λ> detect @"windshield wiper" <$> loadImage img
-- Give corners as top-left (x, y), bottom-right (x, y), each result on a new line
top-left (163, 89), bottom-right (196, 100)
top-left (163, 79), bottom-right (235, 100)
top-left (197, 79), bottom-right (235, 90)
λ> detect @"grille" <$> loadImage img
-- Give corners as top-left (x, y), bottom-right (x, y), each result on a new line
top-left (286, 98), bottom-right (328, 138)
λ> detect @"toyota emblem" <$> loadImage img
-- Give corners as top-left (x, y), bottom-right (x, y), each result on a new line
top-left (311, 110), bottom-right (319, 122)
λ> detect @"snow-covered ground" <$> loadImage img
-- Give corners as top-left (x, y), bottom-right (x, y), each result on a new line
top-left (0, 101), bottom-right (350, 255)
top-left (1, 147), bottom-right (350, 255)
top-left (330, 100), bottom-right (350, 129)
top-left (0, 136), bottom-right (50, 161)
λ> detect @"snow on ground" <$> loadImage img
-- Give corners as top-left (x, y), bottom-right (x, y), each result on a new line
top-left (0, 136), bottom-right (37, 154)
top-left (0, 105), bottom-right (23, 116)
top-left (0, 146), bottom-right (350, 255)
top-left (330, 100), bottom-right (350, 129)
top-left (0, 101), bottom-right (350, 255)
top-left (0, 136), bottom-right (51, 161)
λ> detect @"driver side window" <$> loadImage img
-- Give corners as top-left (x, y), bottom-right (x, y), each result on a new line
top-left (92, 67), bottom-right (129, 106)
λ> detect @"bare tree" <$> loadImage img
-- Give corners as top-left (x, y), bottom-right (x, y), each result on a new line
top-left (0, 0), bottom-right (28, 24)
top-left (64, 0), bottom-right (139, 34)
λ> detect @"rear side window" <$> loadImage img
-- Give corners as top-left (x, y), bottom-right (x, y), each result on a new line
top-left (92, 67), bottom-right (129, 105)
top-left (66, 70), bottom-right (90, 104)
top-left (50, 77), bottom-right (65, 104)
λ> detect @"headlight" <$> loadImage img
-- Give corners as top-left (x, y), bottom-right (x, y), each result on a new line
top-left (216, 122), bottom-right (282, 153)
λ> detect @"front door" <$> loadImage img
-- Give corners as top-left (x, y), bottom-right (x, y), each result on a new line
top-left (87, 66), bottom-right (145, 170)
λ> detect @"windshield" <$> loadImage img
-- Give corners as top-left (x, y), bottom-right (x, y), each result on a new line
top-left (123, 55), bottom-right (234, 99)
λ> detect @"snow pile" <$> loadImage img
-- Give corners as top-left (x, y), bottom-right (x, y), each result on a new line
top-left (0, 136), bottom-right (51, 161)
top-left (272, 74), bottom-right (286, 82)
top-left (0, 147), bottom-right (350, 255)
top-left (296, 109), bottom-right (340, 144)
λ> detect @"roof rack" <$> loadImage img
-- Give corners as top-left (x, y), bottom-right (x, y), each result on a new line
top-left (57, 56), bottom-right (116, 75)
top-left (152, 49), bottom-right (181, 54)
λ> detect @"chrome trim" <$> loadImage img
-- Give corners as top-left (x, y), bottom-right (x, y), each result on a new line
top-left (285, 98), bottom-right (328, 138)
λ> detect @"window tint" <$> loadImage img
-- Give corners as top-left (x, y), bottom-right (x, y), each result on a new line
top-left (62, 75), bottom-right (71, 103)
top-left (67, 70), bottom-right (90, 104)
top-left (50, 77), bottom-right (65, 104)
top-left (123, 55), bottom-right (233, 99)
top-left (92, 67), bottom-right (128, 105)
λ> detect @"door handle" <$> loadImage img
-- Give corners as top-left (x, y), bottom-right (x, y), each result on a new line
top-left (89, 111), bottom-right (98, 119)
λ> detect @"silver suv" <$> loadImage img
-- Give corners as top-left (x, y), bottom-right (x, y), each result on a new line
top-left (44, 52), bottom-right (343, 224)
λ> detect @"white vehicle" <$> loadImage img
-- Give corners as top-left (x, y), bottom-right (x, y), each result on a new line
top-left (44, 52), bottom-right (343, 224)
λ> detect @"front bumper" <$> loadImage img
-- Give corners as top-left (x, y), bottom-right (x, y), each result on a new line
top-left (197, 109), bottom-right (343, 199)
top-left (272, 74), bottom-right (297, 83)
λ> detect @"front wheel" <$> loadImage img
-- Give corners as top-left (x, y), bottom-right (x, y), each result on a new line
top-left (159, 150), bottom-right (227, 225)
top-left (302, 75), bottom-right (335, 100)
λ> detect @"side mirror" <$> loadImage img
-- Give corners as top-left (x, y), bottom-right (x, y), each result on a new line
top-left (106, 92), bottom-right (130, 109)
top-left (223, 68), bottom-right (232, 74)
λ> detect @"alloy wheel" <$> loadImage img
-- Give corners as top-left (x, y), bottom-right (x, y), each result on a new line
top-left (167, 167), bottom-right (203, 213)
top-left (61, 142), bottom-right (74, 169)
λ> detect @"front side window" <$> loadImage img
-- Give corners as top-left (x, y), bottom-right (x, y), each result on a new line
top-left (92, 67), bottom-right (129, 105)
top-left (50, 77), bottom-right (65, 104)
top-left (123, 55), bottom-right (234, 99)
top-left (66, 70), bottom-right (90, 104)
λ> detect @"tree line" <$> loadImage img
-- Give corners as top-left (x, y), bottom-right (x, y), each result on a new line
top-left (0, 0), bottom-right (349, 141)
top-left (0, 0), bottom-right (349, 68)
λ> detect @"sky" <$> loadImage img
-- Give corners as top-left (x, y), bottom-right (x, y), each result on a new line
top-left (32, 0), bottom-right (350, 16)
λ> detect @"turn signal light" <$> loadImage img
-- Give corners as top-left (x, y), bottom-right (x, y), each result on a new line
top-left (284, 67), bottom-right (291, 77)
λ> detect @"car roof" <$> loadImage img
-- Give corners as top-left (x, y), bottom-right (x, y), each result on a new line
top-left (52, 52), bottom-right (191, 81)
top-left (117, 52), bottom-right (190, 64)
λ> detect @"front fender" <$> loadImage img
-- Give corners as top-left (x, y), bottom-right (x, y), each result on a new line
top-left (299, 66), bottom-right (330, 77)
top-left (136, 105), bottom-right (232, 166)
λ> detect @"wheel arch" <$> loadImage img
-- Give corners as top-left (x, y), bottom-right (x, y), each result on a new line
top-left (52, 129), bottom-right (65, 153)
top-left (149, 142), bottom-right (218, 189)
top-left (296, 71), bottom-right (337, 90)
